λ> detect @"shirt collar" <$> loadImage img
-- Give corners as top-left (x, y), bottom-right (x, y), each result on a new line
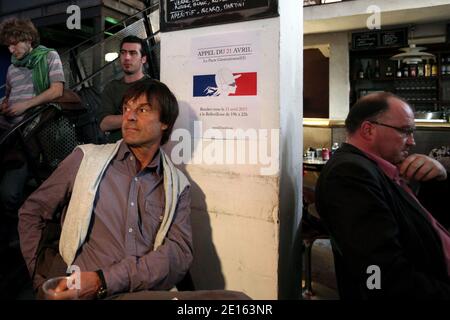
top-left (149, 150), bottom-right (163, 176)
top-left (362, 149), bottom-right (400, 182)
top-left (116, 141), bottom-right (163, 176)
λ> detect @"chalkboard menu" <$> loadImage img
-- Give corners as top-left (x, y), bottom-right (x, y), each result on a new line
top-left (160, 0), bottom-right (278, 32)
top-left (352, 28), bottom-right (407, 50)
top-left (352, 32), bottom-right (378, 50)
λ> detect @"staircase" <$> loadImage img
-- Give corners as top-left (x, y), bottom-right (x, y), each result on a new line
top-left (61, 1), bottom-right (160, 92)
top-left (0, 0), bottom-right (161, 99)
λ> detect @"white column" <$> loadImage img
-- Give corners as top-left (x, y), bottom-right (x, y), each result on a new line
top-left (160, 2), bottom-right (303, 299)
top-left (278, 0), bottom-right (303, 299)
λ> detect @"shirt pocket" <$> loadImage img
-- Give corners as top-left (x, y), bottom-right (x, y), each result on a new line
top-left (140, 200), bottom-right (165, 243)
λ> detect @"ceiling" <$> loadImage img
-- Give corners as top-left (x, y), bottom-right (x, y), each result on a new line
top-left (304, 1), bottom-right (450, 34)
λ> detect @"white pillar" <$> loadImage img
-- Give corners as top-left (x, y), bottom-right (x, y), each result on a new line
top-left (160, 2), bottom-right (303, 299)
top-left (278, 0), bottom-right (303, 299)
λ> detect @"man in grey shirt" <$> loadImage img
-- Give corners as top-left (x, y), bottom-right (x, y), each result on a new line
top-left (19, 80), bottom-right (193, 299)
top-left (0, 18), bottom-right (64, 250)
top-left (0, 18), bottom-right (64, 128)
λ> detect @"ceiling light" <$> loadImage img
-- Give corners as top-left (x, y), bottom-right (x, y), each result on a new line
top-left (390, 44), bottom-right (435, 64)
top-left (390, 26), bottom-right (435, 64)
top-left (105, 52), bottom-right (119, 62)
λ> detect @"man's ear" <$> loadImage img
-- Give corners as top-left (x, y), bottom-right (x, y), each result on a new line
top-left (142, 55), bottom-right (147, 65)
top-left (360, 121), bottom-right (375, 140)
top-left (161, 123), bottom-right (168, 130)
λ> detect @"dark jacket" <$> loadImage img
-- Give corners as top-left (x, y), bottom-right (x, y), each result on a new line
top-left (315, 143), bottom-right (450, 299)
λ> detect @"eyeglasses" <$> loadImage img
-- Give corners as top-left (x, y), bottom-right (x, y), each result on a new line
top-left (369, 121), bottom-right (415, 136)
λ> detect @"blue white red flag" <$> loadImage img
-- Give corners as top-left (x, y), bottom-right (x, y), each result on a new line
top-left (193, 71), bottom-right (257, 97)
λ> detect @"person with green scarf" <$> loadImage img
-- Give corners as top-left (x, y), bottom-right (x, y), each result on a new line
top-left (0, 18), bottom-right (64, 129)
top-left (0, 18), bottom-right (65, 250)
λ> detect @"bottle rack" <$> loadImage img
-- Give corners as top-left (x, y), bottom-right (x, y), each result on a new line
top-left (350, 44), bottom-right (450, 115)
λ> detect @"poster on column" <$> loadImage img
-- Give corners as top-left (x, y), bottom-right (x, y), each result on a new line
top-left (191, 30), bottom-right (261, 138)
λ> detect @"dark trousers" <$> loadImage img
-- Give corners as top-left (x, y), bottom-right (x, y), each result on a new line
top-left (0, 162), bottom-right (28, 217)
top-left (0, 161), bottom-right (28, 250)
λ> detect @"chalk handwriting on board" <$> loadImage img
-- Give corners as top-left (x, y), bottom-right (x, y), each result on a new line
top-left (161, 0), bottom-right (278, 31)
top-left (167, 0), bottom-right (265, 22)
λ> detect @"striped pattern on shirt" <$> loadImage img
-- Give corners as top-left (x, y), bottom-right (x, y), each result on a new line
top-left (5, 50), bottom-right (65, 106)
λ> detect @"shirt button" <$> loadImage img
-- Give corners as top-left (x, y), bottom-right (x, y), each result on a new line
top-left (130, 156), bottom-right (134, 161)
top-left (159, 216), bottom-right (163, 221)
top-left (130, 202), bottom-right (135, 207)
top-left (128, 228), bottom-right (133, 233)
top-left (134, 177), bottom-right (138, 182)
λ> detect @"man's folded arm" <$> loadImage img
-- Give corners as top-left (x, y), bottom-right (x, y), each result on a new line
top-left (18, 149), bottom-right (83, 276)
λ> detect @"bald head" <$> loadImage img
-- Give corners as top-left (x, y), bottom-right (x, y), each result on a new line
top-left (345, 92), bottom-right (413, 135)
top-left (346, 92), bottom-right (416, 164)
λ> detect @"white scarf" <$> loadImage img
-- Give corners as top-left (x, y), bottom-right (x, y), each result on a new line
top-left (59, 140), bottom-right (189, 266)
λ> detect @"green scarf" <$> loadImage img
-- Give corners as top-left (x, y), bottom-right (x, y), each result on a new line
top-left (11, 45), bottom-right (53, 95)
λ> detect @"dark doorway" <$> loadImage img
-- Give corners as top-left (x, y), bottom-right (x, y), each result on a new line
top-left (304, 48), bottom-right (329, 118)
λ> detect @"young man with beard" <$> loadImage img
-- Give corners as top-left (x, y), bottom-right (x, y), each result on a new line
top-left (97, 36), bottom-right (151, 142)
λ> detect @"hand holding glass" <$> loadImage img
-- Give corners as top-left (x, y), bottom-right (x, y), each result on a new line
top-left (42, 276), bottom-right (79, 300)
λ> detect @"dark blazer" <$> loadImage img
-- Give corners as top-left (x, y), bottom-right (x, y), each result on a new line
top-left (315, 143), bottom-right (450, 299)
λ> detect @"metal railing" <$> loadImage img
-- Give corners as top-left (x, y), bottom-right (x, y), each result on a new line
top-left (65, 33), bottom-right (160, 95)
top-left (60, 2), bottom-right (160, 91)
top-left (1, 0), bottom-right (160, 98)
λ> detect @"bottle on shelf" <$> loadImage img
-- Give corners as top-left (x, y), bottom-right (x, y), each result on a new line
top-left (403, 63), bottom-right (409, 78)
top-left (442, 57), bottom-right (447, 76)
top-left (431, 60), bottom-right (438, 77)
top-left (357, 59), bottom-right (364, 79)
top-left (374, 59), bottom-right (380, 78)
top-left (396, 61), bottom-right (402, 78)
top-left (446, 57), bottom-right (450, 75)
top-left (417, 60), bottom-right (424, 77)
top-left (444, 56), bottom-right (450, 76)
top-left (365, 60), bottom-right (373, 79)
top-left (410, 64), bottom-right (417, 77)
top-left (425, 60), bottom-right (431, 77)
top-left (385, 65), bottom-right (393, 77)
top-left (443, 56), bottom-right (447, 76)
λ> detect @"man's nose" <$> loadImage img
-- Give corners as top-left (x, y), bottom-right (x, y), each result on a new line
top-left (124, 109), bottom-right (137, 121)
top-left (406, 134), bottom-right (416, 146)
top-left (8, 45), bottom-right (15, 53)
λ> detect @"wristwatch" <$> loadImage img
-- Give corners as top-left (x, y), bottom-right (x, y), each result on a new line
top-left (95, 269), bottom-right (107, 299)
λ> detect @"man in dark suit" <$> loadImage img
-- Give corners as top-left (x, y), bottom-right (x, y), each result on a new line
top-left (316, 92), bottom-right (450, 299)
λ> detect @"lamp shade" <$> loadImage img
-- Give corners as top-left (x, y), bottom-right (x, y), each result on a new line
top-left (390, 44), bottom-right (435, 64)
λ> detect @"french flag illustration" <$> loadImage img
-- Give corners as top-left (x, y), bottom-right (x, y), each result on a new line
top-left (193, 70), bottom-right (257, 97)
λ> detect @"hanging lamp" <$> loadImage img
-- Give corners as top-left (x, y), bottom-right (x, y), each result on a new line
top-left (390, 26), bottom-right (435, 64)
